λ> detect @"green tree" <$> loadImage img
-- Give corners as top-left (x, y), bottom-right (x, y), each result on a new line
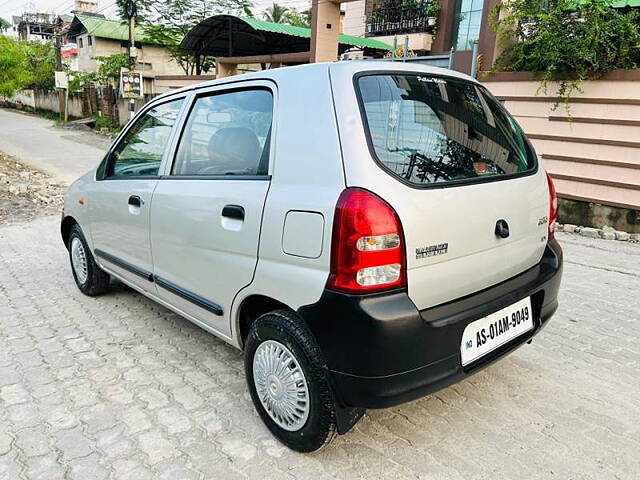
top-left (67, 54), bottom-right (128, 92)
top-left (115, 0), bottom-right (154, 23)
top-left (0, 37), bottom-right (32, 97)
top-left (242, 1), bottom-right (254, 17)
top-left (0, 17), bottom-right (10, 32)
top-left (129, 0), bottom-right (252, 74)
top-left (263, 3), bottom-right (289, 23)
top-left (283, 8), bottom-right (311, 27)
top-left (0, 37), bottom-right (56, 96)
top-left (143, 24), bottom-right (203, 75)
top-left (120, 0), bottom-right (251, 24)
top-left (25, 41), bottom-right (56, 91)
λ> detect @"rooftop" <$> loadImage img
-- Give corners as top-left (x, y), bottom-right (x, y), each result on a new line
top-left (67, 14), bottom-right (159, 44)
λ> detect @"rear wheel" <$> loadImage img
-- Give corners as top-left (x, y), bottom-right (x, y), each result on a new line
top-left (244, 310), bottom-right (337, 452)
top-left (68, 224), bottom-right (110, 296)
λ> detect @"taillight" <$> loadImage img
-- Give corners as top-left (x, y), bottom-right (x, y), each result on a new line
top-left (546, 172), bottom-right (557, 239)
top-left (327, 188), bottom-right (406, 294)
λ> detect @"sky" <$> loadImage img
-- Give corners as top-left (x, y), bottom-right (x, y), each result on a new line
top-left (0, 0), bottom-right (311, 32)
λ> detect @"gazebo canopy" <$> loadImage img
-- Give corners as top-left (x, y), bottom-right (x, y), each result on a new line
top-left (179, 15), bottom-right (393, 59)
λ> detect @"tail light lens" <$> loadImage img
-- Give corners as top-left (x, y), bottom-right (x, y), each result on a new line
top-left (327, 188), bottom-right (406, 294)
top-left (546, 172), bottom-right (557, 239)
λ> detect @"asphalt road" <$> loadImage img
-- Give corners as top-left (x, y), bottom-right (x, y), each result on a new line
top-left (0, 108), bottom-right (111, 185)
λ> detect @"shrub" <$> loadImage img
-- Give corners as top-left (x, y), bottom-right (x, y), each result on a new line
top-left (492, 0), bottom-right (640, 102)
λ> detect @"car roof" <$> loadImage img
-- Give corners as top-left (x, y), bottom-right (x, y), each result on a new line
top-left (330, 60), bottom-right (478, 84)
top-left (153, 61), bottom-right (480, 103)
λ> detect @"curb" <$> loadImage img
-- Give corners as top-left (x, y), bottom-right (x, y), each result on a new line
top-left (555, 223), bottom-right (639, 243)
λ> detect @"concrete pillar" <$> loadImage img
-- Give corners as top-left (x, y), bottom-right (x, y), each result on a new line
top-left (216, 61), bottom-right (238, 78)
top-left (310, 0), bottom-right (342, 63)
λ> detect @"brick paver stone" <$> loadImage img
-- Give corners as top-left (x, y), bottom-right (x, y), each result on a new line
top-left (0, 216), bottom-right (639, 479)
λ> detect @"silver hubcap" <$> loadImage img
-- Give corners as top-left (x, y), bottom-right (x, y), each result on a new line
top-left (252, 340), bottom-right (310, 431)
top-left (70, 237), bottom-right (88, 285)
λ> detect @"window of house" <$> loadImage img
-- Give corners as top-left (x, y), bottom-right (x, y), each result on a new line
top-left (452, 0), bottom-right (485, 51)
top-left (78, 37), bottom-right (83, 48)
top-left (88, 36), bottom-right (92, 46)
top-left (172, 89), bottom-right (273, 176)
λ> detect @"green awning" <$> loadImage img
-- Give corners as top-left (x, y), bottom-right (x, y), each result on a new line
top-left (239, 16), bottom-right (393, 51)
top-left (180, 15), bottom-right (393, 58)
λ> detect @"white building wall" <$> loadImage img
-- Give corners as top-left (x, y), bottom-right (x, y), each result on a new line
top-left (343, 0), bottom-right (366, 36)
top-left (75, 33), bottom-right (98, 72)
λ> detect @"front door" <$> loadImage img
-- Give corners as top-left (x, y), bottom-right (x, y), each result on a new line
top-left (150, 86), bottom-right (274, 336)
top-left (90, 98), bottom-right (185, 291)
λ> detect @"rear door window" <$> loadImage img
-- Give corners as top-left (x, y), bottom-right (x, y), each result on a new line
top-left (357, 74), bottom-right (536, 187)
top-left (172, 89), bottom-right (273, 176)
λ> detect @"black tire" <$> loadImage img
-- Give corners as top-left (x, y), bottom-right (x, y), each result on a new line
top-left (68, 224), bottom-right (110, 296)
top-left (244, 310), bottom-right (337, 452)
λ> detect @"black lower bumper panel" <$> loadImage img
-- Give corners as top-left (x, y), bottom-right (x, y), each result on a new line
top-left (298, 239), bottom-right (563, 410)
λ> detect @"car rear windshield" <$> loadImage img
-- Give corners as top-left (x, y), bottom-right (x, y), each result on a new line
top-left (357, 74), bottom-right (536, 186)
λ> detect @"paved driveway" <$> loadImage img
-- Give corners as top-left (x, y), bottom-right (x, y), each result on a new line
top-left (0, 217), bottom-right (639, 479)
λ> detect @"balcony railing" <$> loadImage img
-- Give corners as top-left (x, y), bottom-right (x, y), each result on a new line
top-left (366, 3), bottom-right (436, 37)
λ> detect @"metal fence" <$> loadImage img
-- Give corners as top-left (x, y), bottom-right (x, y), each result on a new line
top-left (365, 3), bottom-right (436, 37)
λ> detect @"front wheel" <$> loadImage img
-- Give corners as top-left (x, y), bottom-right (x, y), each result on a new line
top-left (244, 310), bottom-right (337, 452)
top-left (68, 224), bottom-right (110, 296)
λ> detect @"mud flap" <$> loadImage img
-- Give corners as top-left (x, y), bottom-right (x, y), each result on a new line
top-left (323, 366), bottom-right (365, 434)
top-left (335, 403), bottom-right (365, 435)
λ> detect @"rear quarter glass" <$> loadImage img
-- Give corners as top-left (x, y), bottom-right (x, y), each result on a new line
top-left (355, 73), bottom-right (537, 188)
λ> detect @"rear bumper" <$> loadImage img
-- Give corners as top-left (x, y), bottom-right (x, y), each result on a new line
top-left (298, 238), bottom-right (563, 409)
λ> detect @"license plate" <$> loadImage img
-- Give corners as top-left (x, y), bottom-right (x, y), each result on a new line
top-left (460, 297), bottom-right (533, 366)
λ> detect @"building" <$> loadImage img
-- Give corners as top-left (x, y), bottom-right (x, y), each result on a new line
top-left (343, 0), bottom-right (499, 74)
top-left (12, 13), bottom-right (58, 41)
top-left (65, 14), bottom-right (185, 93)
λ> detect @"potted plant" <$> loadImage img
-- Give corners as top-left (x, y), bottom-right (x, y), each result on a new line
top-left (427, 0), bottom-right (440, 28)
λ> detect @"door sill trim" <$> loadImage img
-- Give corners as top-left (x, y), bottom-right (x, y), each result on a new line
top-left (94, 249), bottom-right (153, 282)
top-left (93, 249), bottom-right (224, 316)
top-left (154, 275), bottom-right (224, 316)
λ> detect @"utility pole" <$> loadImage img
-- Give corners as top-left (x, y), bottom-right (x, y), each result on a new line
top-left (124, 1), bottom-right (138, 120)
top-left (125, 0), bottom-right (137, 71)
top-left (54, 22), bottom-right (65, 121)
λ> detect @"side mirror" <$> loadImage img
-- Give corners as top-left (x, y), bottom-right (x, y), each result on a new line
top-left (96, 152), bottom-right (111, 180)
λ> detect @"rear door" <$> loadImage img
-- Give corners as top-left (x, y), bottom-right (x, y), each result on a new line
top-left (333, 67), bottom-right (549, 310)
top-left (149, 83), bottom-right (274, 337)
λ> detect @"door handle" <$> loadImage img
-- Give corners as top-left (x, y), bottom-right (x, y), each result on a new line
top-left (128, 195), bottom-right (142, 207)
top-left (222, 205), bottom-right (245, 220)
top-left (495, 219), bottom-right (510, 239)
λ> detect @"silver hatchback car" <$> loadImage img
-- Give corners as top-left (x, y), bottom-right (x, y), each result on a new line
top-left (62, 61), bottom-right (563, 451)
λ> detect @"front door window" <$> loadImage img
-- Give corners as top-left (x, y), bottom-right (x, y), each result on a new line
top-left (106, 99), bottom-right (183, 178)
